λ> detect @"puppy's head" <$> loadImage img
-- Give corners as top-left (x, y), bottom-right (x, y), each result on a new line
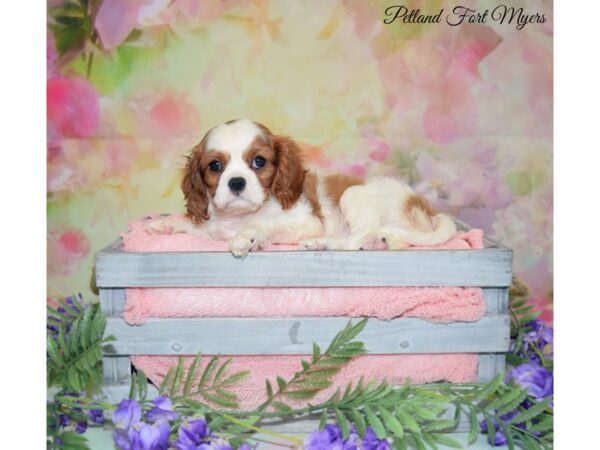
top-left (182, 119), bottom-right (305, 223)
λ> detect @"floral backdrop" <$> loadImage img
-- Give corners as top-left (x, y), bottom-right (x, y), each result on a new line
top-left (47, 0), bottom-right (553, 321)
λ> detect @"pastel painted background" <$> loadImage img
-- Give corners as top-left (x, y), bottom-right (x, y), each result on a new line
top-left (47, 0), bottom-right (553, 320)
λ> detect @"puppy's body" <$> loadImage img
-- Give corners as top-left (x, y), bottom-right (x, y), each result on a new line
top-left (148, 119), bottom-right (456, 256)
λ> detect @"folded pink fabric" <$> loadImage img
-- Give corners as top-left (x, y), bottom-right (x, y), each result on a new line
top-left (132, 354), bottom-right (478, 410)
top-left (123, 214), bottom-right (485, 407)
top-left (122, 215), bottom-right (486, 324)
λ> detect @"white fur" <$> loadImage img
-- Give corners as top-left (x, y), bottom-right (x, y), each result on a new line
top-left (207, 119), bottom-right (267, 214)
top-left (147, 120), bottom-right (456, 257)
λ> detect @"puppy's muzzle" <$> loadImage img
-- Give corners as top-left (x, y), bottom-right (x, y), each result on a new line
top-left (228, 177), bottom-right (246, 195)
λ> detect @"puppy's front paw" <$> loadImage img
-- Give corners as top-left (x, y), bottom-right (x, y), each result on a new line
top-left (144, 219), bottom-right (182, 235)
top-left (229, 235), bottom-right (261, 258)
top-left (299, 238), bottom-right (329, 251)
top-left (359, 234), bottom-right (389, 251)
top-left (374, 229), bottom-right (410, 250)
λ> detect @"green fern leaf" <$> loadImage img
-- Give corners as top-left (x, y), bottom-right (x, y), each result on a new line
top-left (396, 408), bottom-right (421, 435)
top-left (510, 398), bottom-right (552, 424)
top-left (319, 409), bottom-right (328, 430)
top-left (380, 407), bottom-right (404, 438)
top-left (170, 357), bottom-right (184, 397)
top-left (530, 417), bottom-right (553, 433)
top-left (220, 370), bottom-right (249, 387)
top-left (199, 356), bottom-right (219, 388)
top-left (213, 358), bottom-right (232, 383)
top-left (266, 380), bottom-right (274, 398)
top-left (183, 353), bottom-right (201, 396)
top-left (276, 376), bottom-right (287, 391)
top-left (283, 389), bottom-right (320, 400)
top-left (429, 433), bottom-right (462, 448)
top-left (335, 408), bottom-right (350, 439)
top-left (364, 406), bottom-right (386, 439)
top-left (350, 408), bottom-right (366, 437)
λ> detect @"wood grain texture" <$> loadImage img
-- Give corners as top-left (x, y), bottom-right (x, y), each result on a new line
top-left (102, 315), bottom-right (510, 356)
top-left (95, 247), bottom-right (512, 288)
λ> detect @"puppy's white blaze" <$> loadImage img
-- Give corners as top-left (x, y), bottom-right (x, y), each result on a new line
top-left (207, 119), bottom-right (267, 212)
top-left (206, 119), bottom-right (264, 154)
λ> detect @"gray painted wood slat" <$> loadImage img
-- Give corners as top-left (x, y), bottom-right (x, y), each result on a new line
top-left (96, 247), bottom-right (512, 288)
top-left (482, 288), bottom-right (508, 314)
top-left (99, 288), bottom-right (126, 316)
top-left (102, 315), bottom-right (509, 356)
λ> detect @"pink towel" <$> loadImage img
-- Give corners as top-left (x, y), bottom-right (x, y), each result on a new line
top-left (123, 214), bottom-right (485, 408)
top-left (133, 354), bottom-right (478, 410)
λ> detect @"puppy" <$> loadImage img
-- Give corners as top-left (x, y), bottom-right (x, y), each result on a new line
top-left (147, 119), bottom-right (456, 257)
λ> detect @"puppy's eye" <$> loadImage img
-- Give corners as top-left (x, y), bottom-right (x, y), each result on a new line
top-left (251, 156), bottom-right (266, 169)
top-left (208, 160), bottom-right (221, 172)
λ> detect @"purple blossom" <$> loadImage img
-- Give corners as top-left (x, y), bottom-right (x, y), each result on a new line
top-left (174, 417), bottom-right (211, 450)
top-left (113, 399), bottom-right (142, 430)
top-left (146, 396), bottom-right (180, 423)
top-left (87, 407), bottom-right (105, 425)
top-left (47, 294), bottom-right (85, 338)
top-left (113, 419), bottom-right (171, 450)
top-left (304, 424), bottom-right (360, 450)
top-left (361, 428), bottom-right (391, 450)
top-left (506, 363), bottom-right (553, 400)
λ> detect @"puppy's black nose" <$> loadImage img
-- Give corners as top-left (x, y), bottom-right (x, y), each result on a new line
top-left (228, 177), bottom-right (246, 194)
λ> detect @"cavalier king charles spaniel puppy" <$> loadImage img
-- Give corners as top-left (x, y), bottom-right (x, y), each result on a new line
top-left (147, 119), bottom-right (456, 257)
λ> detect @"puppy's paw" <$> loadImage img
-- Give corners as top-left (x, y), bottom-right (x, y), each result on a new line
top-left (375, 231), bottom-right (410, 250)
top-left (229, 235), bottom-right (262, 258)
top-left (359, 233), bottom-right (389, 251)
top-left (144, 219), bottom-right (183, 235)
top-left (299, 238), bottom-right (329, 251)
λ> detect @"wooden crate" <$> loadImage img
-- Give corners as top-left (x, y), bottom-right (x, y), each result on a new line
top-left (95, 218), bottom-right (512, 432)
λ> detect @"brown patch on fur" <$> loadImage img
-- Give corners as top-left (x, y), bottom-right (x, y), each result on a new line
top-left (242, 136), bottom-right (277, 192)
top-left (271, 135), bottom-right (306, 209)
top-left (181, 135), bottom-right (231, 224)
top-left (324, 173), bottom-right (364, 206)
top-left (302, 172), bottom-right (323, 221)
top-left (404, 194), bottom-right (437, 231)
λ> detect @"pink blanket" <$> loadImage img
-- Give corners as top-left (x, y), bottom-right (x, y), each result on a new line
top-left (123, 214), bottom-right (485, 408)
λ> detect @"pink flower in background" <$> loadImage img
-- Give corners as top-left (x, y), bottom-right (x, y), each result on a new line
top-left (47, 77), bottom-right (100, 139)
top-left (149, 94), bottom-right (200, 136)
top-left (48, 229), bottom-right (91, 277)
top-left (95, 0), bottom-right (150, 51)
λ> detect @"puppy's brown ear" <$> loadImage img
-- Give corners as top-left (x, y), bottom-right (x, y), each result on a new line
top-left (271, 135), bottom-right (306, 209)
top-left (181, 148), bottom-right (210, 224)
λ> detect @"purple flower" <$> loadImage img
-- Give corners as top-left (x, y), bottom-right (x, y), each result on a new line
top-left (479, 418), bottom-right (507, 446)
top-left (524, 320), bottom-right (554, 360)
top-left (87, 408), bottom-right (105, 425)
top-left (174, 417), bottom-right (211, 450)
top-left (304, 424), bottom-right (360, 450)
top-left (113, 399), bottom-right (142, 430)
top-left (362, 428), bottom-right (391, 450)
top-left (113, 420), bottom-right (171, 450)
top-left (506, 363), bottom-right (553, 400)
top-left (146, 396), bottom-right (180, 423)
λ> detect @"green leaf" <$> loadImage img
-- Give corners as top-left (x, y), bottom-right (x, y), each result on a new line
top-left (484, 416), bottom-right (496, 447)
top-left (335, 408), bottom-right (350, 439)
top-left (364, 406), bottom-right (386, 439)
top-left (283, 389), bottom-right (320, 400)
top-left (429, 433), bottom-right (463, 449)
top-left (350, 408), bottom-right (366, 437)
top-left (221, 371), bottom-right (249, 387)
top-left (276, 376), bottom-right (287, 391)
top-left (468, 406), bottom-right (478, 445)
top-left (170, 357), bottom-right (185, 396)
top-left (396, 408), bottom-right (421, 435)
top-left (266, 380), bottom-right (273, 398)
top-left (530, 417), bottom-right (553, 433)
top-left (272, 401), bottom-right (293, 412)
top-left (301, 359), bottom-right (310, 370)
top-left (200, 391), bottom-right (238, 408)
top-left (473, 373), bottom-right (503, 401)
top-left (510, 398), bottom-right (552, 424)
top-left (312, 343), bottom-right (321, 362)
top-left (380, 408), bottom-right (404, 438)
top-left (183, 353), bottom-right (201, 396)
top-left (214, 358), bottom-right (232, 383)
top-left (319, 409), bottom-right (328, 430)
top-left (199, 356), bottom-right (219, 388)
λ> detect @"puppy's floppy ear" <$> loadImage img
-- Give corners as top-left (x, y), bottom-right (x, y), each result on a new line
top-left (181, 147), bottom-right (210, 224)
top-left (271, 135), bottom-right (306, 209)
